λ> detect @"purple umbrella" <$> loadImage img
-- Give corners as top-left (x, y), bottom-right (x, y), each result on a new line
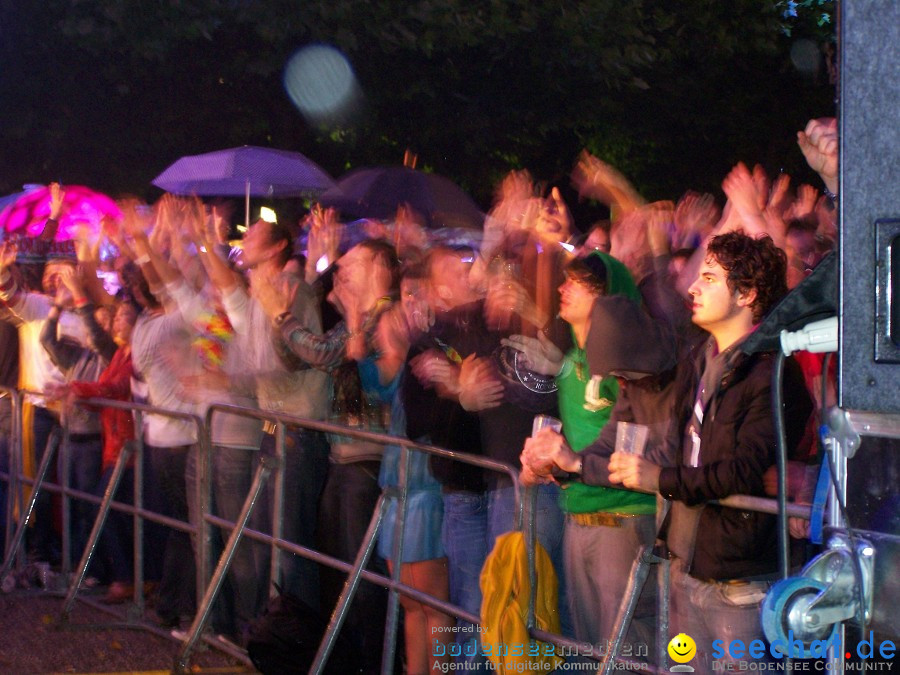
top-left (152, 145), bottom-right (335, 226)
top-left (318, 166), bottom-right (485, 230)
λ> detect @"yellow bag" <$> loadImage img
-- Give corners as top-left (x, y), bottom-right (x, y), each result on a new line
top-left (480, 531), bottom-right (565, 674)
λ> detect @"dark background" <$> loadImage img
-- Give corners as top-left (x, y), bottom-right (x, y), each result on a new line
top-left (0, 0), bottom-right (836, 226)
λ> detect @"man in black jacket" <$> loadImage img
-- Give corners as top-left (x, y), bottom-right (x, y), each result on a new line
top-left (607, 232), bottom-right (813, 672)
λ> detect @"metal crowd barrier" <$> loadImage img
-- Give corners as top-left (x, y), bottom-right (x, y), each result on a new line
top-left (0, 385), bottom-right (816, 674)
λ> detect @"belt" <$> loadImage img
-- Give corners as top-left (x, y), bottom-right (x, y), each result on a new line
top-left (567, 511), bottom-right (639, 528)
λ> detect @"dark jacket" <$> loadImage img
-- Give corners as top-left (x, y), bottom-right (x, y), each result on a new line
top-left (657, 338), bottom-right (813, 581)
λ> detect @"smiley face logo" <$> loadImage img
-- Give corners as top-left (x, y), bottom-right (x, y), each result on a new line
top-left (667, 633), bottom-right (697, 664)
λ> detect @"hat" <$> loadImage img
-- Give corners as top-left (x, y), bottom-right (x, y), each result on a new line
top-left (585, 295), bottom-right (676, 379)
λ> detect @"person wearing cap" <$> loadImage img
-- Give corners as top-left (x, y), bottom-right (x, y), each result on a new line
top-left (512, 251), bottom-right (673, 654)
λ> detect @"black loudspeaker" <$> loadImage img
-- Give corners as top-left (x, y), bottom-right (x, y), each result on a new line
top-left (838, 0), bottom-right (900, 413)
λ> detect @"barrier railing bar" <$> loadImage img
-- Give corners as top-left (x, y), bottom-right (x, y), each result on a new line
top-left (0, 427), bottom-right (60, 582)
top-left (174, 454), bottom-right (274, 672)
top-left (381, 443), bottom-right (412, 675)
top-left (310, 493), bottom-right (387, 675)
top-left (61, 440), bottom-right (135, 620)
top-left (0, 387), bottom-right (819, 674)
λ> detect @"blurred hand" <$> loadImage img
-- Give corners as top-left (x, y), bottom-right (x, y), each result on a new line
top-left (521, 428), bottom-right (579, 476)
top-left (674, 191), bottom-right (719, 247)
top-left (485, 275), bottom-right (529, 330)
top-left (762, 460), bottom-right (807, 501)
top-left (797, 117), bottom-right (838, 193)
top-left (608, 451), bottom-right (661, 492)
top-left (253, 272), bottom-right (295, 320)
top-left (304, 204), bottom-right (342, 283)
top-left (722, 162), bottom-right (766, 236)
top-left (501, 333), bottom-right (563, 376)
top-left (410, 349), bottom-right (460, 392)
top-left (458, 354), bottom-right (503, 411)
top-left (48, 182), bottom-right (66, 220)
top-left (765, 173), bottom-right (792, 220)
top-left (0, 241), bottom-right (17, 269)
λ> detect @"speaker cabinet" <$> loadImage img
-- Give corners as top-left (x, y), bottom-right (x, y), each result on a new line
top-left (838, 0), bottom-right (900, 413)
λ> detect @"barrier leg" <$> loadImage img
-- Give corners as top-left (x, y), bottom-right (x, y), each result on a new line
top-left (0, 430), bottom-right (60, 582)
top-left (601, 544), bottom-right (658, 675)
top-left (174, 455), bottom-right (274, 673)
top-left (61, 441), bottom-right (135, 621)
top-left (310, 494), bottom-right (387, 675)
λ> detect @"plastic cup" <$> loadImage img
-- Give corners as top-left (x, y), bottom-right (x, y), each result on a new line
top-left (615, 421), bottom-right (649, 457)
top-left (532, 414), bottom-right (563, 437)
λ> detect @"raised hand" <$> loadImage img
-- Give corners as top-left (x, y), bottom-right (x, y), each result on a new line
top-left (48, 182), bottom-right (66, 220)
top-left (0, 241), bottom-right (17, 270)
top-left (674, 191), bottom-right (719, 247)
top-left (501, 333), bottom-right (564, 376)
top-left (722, 162), bottom-right (767, 236)
top-left (458, 354), bottom-right (504, 411)
top-left (304, 204), bottom-right (343, 283)
top-left (254, 271), bottom-right (296, 320)
top-left (797, 117), bottom-right (838, 194)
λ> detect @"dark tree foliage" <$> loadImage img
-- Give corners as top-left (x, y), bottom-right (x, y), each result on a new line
top-left (0, 0), bottom-right (834, 216)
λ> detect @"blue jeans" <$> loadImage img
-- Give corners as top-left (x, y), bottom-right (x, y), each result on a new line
top-left (145, 443), bottom-right (195, 621)
top-left (28, 406), bottom-right (61, 563)
top-left (441, 490), bottom-right (489, 667)
top-left (487, 483), bottom-right (571, 637)
top-left (261, 428), bottom-right (329, 610)
top-left (186, 444), bottom-right (269, 635)
top-left (670, 559), bottom-right (773, 675)
top-left (96, 464), bottom-right (135, 582)
top-left (59, 434), bottom-right (103, 569)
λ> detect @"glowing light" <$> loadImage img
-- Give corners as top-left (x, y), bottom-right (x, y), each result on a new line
top-left (315, 254), bottom-right (330, 273)
top-left (284, 45), bottom-right (361, 125)
top-left (260, 206), bottom-right (278, 223)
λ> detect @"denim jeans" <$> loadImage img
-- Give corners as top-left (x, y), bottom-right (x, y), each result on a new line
top-left (186, 443), bottom-right (268, 635)
top-left (669, 559), bottom-right (773, 675)
top-left (441, 490), bottom-right (489, 668)
top-left (145, 443), bottom-right (196, 621)
top-left (96, 464), bottom-right (135, 582)
top-left (487, 483), bottom-right (571, 637)
top-left (318, 459), bottom-right (387, 673)
top-left (28, 406), bottom-right (61, 563)
top-left (261, 428), bottom-right (329, 610)
top-left (59, 434), bottom-right (103, 569)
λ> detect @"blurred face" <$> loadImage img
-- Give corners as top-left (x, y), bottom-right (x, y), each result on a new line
top-left (42, 261), bottom-right (75, 298)
top-left (400, 278), bottom-right (428, 332)
top-left (112, 303), bottom-right (138, 344)
top-left (558, 273), bottom-right (600, 326)
top-left (687, 257), bottom-right (742, 331)
top-left (582, 227), bottom-right (611, 255)
top-left (239, 220), bottom-right (282, 269)
top-left (336, 244), bottom-right (376, 295)
top-left (94, 306), bottom-right (113, 334)
top-left (428, 250), bottom-right (475, 311)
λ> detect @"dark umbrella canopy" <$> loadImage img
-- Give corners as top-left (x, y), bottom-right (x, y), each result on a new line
top-left (152, 145), bottom-right (335, 198)
top-left (318, 166), bottom-right (484, 230)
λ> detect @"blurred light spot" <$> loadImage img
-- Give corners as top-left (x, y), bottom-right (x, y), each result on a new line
top-left (790, 39), bottom-right (820, 75)
top-left (315, 254), bottom-right (330, 273)
top-left (284, 44), bottom-right (361, 125)
top-left (260, 206), bottom-right (278, 223)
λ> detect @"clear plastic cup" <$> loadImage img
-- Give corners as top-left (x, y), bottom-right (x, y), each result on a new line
top-left (532, 414), bottom-right (563, 436)
top-left (615, 421), bottom-right (650, 457)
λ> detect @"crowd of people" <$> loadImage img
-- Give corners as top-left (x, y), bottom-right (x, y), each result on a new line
top-left (0, 116), bottom-right (839, 674)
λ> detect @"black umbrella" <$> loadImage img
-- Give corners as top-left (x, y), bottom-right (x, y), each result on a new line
top-left (318, 166), bottom-right (484, 230)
